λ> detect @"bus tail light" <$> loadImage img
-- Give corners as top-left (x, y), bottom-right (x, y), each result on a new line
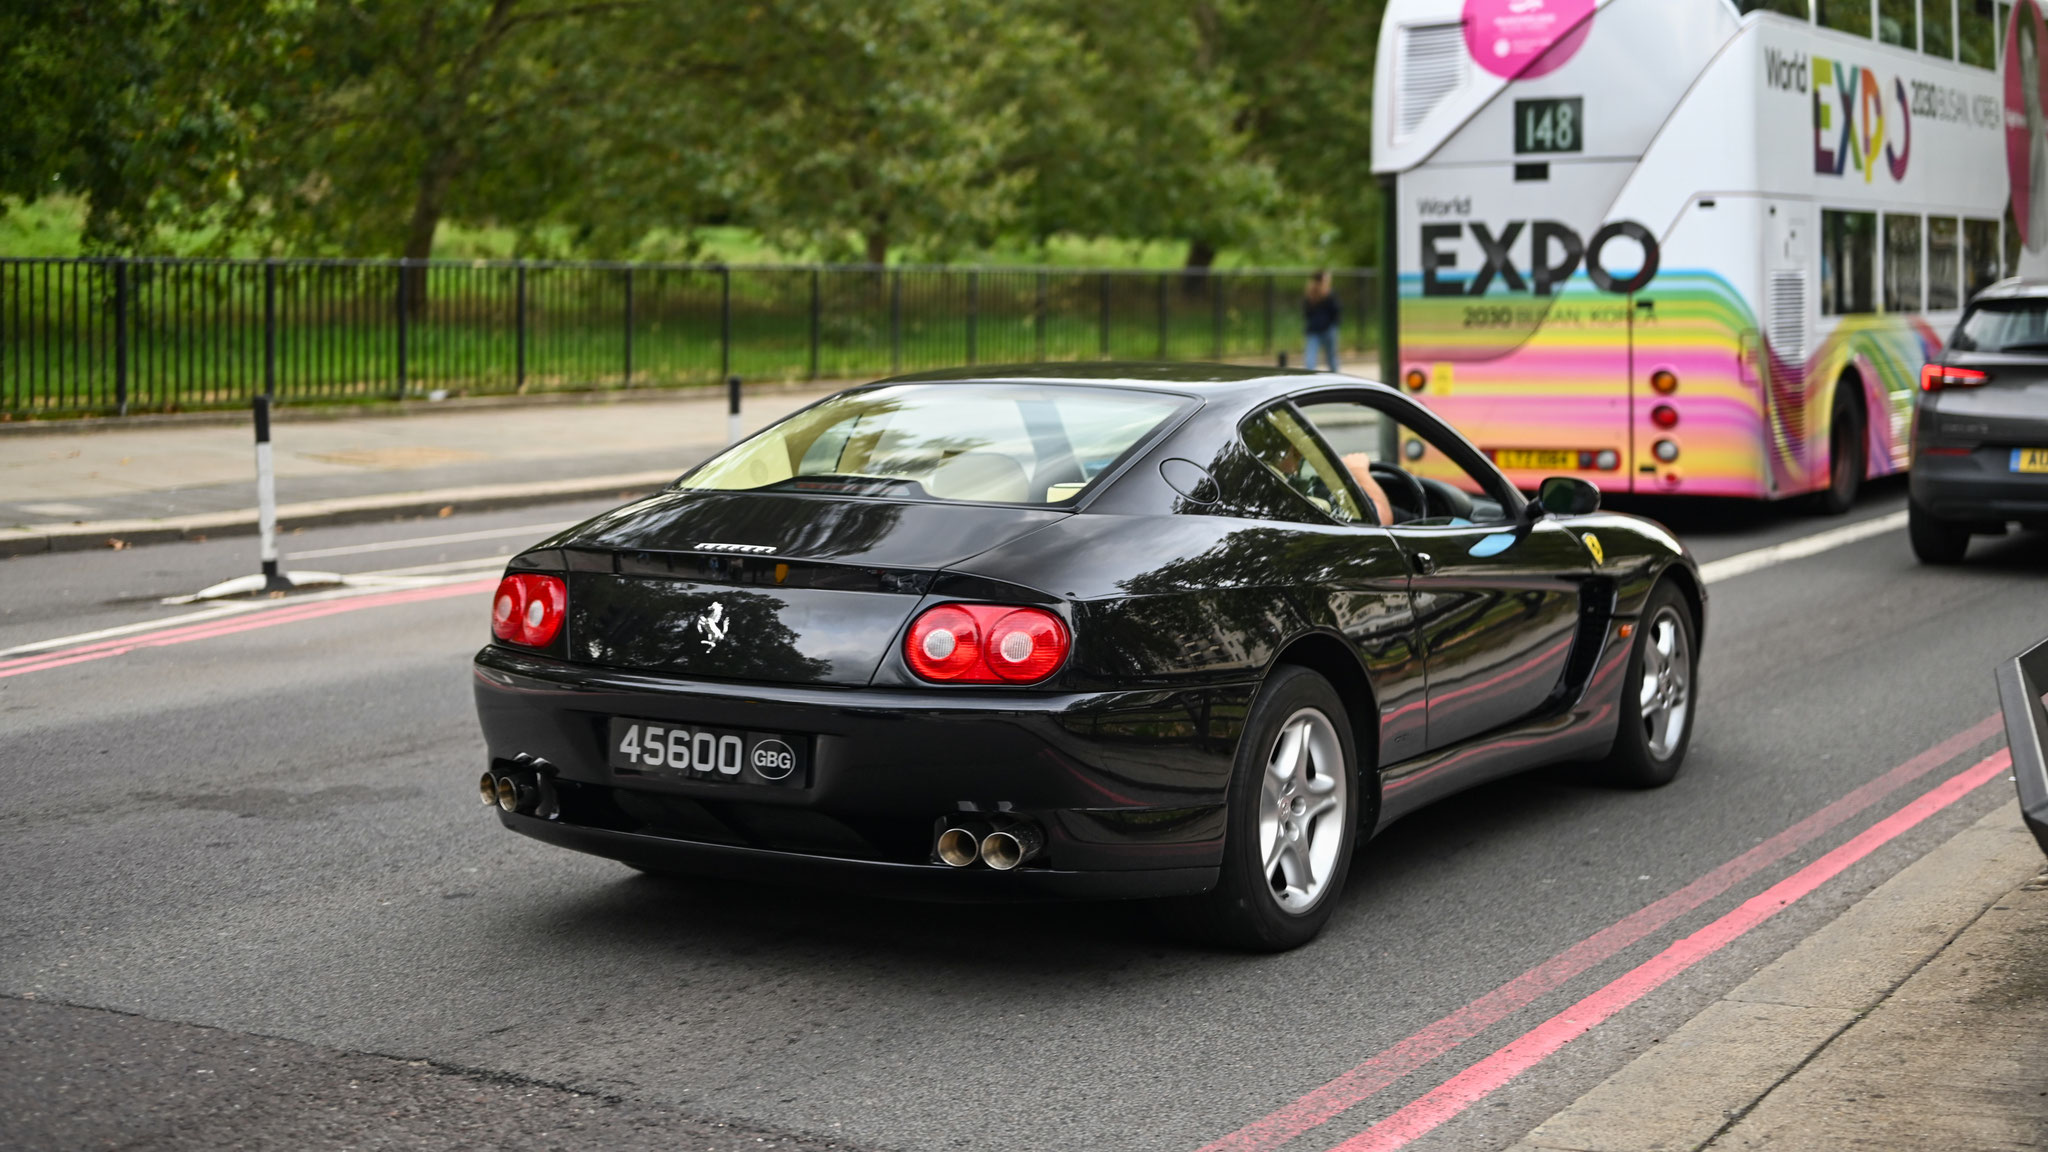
top-left (1651, 404), bottom-right (1679, 429)
top-left (1920, 364), bottom-right (1990, 392)
top-left (1653, 439), bottom-right (1680, 463)
top-left (1403, 368), bottom-right (1429, 393)
top-left (1651, 370), bottom-right (1679, 394)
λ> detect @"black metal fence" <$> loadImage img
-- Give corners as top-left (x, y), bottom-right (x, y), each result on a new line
top-left (0, 258), bottom-right (1377, 417)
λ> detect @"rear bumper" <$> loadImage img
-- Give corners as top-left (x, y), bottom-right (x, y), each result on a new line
top-left (501, 812), bottom-right (1218, 900)
top-left (472, 646), bottom-right (1249, 896)
top-left (1911, 452), bottom-right (2048, 523)
top-left (1996, 635), bottom-right (2048, 859)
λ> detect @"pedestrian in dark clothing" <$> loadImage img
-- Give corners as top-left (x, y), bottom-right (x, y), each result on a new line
top-left (1304, 271), bottom-right (1339, 371)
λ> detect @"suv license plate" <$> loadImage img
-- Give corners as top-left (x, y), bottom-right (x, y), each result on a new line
top-left (607, 718), bottom-right (807, 787)
top-left (2011, 448), bottom-right (2048, 473)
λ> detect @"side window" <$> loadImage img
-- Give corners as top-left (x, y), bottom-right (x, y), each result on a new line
top-left (1929, 216), bottom-right (1962, 310)
top-left (1822, 209), bottom-right (1877, 316)
top-left (1294, 398), bottom-right (1514, 528)
top-left (1883, 214), bottom-right (1922, 313)
top-left (1925, 0), bottom-right (1956, 57)
top-left (1964, 217), bottom-right (2003, 298)
top-left (1878, 0), bottom-right (1916, 47)
top-left (1816, 0), bottom-right (1871, 36)
top-left (1960, 0), bottom-right (1999, 68)
top-left (1240, 406), bottom-right (1367, 524)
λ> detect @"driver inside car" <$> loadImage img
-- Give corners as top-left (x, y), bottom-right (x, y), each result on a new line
top-left (1339, 452), bottom-right (1395, 527)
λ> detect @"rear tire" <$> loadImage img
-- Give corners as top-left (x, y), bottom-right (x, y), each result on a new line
top-left (1815, 385), bottom-right (1866, 515)
top-left (1160, 666), bottom-right (1359, 951)
top-left (1596, 581), bottom-right (1697, 789)
top-left (1908, 500), bottom-right (1971, 564)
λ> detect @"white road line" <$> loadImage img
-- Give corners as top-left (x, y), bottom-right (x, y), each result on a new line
top-left (1699, 510), bottom-right (1908, 585)
top-left (285, 521), bottom-right (574, 561)
top-left (340, 554), bottom-right (511, 580)
top-left (0, 561), bottom-right (502, 659)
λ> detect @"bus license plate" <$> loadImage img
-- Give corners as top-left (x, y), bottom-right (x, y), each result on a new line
top-left (607, 717), bottom-right (807, 786)
top-left (1494, 449), bottom-right (1578, 471)
top-left (2012, 448), bottom-right (2048, 473)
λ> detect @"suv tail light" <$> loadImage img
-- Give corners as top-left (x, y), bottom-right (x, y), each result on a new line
top-left (906, 603), bottom-right (1070, 684)
top-left (1920, 364), bottom-right (1990, 392)
top-left (492, 574), bottom-right (566, 647)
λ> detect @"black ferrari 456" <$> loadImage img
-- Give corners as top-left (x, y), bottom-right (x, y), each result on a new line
top-left (473, 365), bottom-right (1705, 949)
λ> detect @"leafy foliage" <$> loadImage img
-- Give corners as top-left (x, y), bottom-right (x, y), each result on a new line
top-left (3, 0), bottom-right (1386, 264)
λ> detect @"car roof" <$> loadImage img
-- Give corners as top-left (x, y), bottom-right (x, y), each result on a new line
top-left (1971, 278), bottom-right (2048, 302)
top-left (871, 361), bottom-right (1404, 403)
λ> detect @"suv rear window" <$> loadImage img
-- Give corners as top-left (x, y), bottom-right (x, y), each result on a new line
top-left (1949, 299), bottom-right (2048, 354)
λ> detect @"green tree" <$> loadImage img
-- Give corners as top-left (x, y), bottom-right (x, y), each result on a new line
top-left (207, 0), bottom-right (653, 260)
top-left (999, 0), bottom-right (1279, 270)
top-left (1218, 0), bottom-right (1386, 266)
top-left (674, 0), bottom-right (1036, 265)
top-left (0, 0), bottom-right (242, 251)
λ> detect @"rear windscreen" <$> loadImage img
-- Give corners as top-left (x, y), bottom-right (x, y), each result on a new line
top-left (1950, 300), bottom-right (2048, 354)
top-left (679, 383), bottom-right (1191, 505)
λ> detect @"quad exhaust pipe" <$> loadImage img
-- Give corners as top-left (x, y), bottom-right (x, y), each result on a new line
top-left (979, 824), bottom-right (1043, 871)
top-left (479, 755), bottom-right (552, 817)
top-left (933, 817), bottom-right (1044, 870)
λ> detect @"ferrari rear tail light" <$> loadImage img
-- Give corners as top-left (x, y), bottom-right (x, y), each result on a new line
top-left (905, 603), bottom-right (1070, 684)
top-left (906, 604), bottom-right (983, 680)
top-left (492, 574), bottom-right (566, 648)
top-left (1920, 364), bottom-right (1990, 392)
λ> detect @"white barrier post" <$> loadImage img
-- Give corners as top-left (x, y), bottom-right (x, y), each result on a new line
top-left (253, 395), bottom-right (283, 589)
top-left (175, 398), bottom-right (343, 602)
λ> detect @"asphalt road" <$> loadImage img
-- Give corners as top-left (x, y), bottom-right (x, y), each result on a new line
top-left (2, 477), bottom-right (2044, 1152)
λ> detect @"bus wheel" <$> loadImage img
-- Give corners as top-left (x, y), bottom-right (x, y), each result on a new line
top-left (1816, 381), bottom-right (1865, 515)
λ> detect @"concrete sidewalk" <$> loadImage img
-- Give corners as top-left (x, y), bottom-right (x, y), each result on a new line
top-left (0, 383), bottom-right (842, 552)
top-left (1512, 801), bottom-right (2048, 1152)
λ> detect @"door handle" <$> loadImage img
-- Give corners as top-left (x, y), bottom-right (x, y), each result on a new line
top-left (1411, 551), bottom-right (1436, 576)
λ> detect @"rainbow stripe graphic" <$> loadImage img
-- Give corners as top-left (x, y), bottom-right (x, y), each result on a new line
top-left (1399, 271), bottom-right (1940, 498)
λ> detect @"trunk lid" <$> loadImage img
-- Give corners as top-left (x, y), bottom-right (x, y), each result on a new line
top-left (548, 491), bottom-right (1066, 685)
top-left (1931, 353), bottom-right (2048, 444)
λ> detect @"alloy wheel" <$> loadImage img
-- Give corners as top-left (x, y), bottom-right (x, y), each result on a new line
top-left (1638, 605), bottom-right (1692, 761)
top-left (1257, 708), bottom-right (1348, 914)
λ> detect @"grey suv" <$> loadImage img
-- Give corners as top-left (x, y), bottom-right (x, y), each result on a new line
top-left (1910, 279), bottom-right (2048, 564)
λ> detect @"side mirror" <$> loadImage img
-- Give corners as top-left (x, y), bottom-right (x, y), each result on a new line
top-left (1532, 476), bottom-right (1601, 518)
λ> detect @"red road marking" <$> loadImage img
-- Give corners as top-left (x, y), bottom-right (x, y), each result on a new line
top-left (0, 579), bottom-right (496, 679)
top-left (1196, 712), bottom-right (2005, 1152)
top-left (1333, 747), bottom-right (2013, 1151)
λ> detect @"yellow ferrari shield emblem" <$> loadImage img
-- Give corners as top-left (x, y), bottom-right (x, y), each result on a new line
top-left (1583, 533), bottom-right (1604, 564)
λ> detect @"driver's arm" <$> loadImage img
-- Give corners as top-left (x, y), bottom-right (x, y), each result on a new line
top-left (1341, 453), bottom-right (1394, 526)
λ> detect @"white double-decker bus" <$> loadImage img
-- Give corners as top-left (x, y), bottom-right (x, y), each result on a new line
top-left (1372, 0), bottom-right (2030, 507)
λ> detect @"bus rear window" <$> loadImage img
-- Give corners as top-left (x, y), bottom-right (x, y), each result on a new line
top-left (1950, 300), bottom-right (2048, 353)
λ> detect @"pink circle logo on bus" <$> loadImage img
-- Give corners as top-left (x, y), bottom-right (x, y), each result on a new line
top-left (2006, 0), bottom-right (2048, 253)
top-left (1463, 0), bottom-right (1595, 81)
